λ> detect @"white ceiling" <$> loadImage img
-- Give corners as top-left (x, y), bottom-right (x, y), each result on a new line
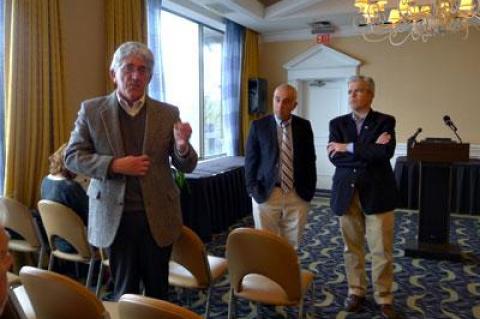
top-left (164, 0), bottom-right (360, 42)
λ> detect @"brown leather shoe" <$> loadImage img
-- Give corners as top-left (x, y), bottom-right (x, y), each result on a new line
top-left (344, 294), bottom-right (365, 312)
top-left (380, 304), bottom-right (397, 319)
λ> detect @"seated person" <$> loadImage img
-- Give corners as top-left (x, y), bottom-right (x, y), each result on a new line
top-left (40, 144), bottom-right (89, 253)
top-left (0, 227), bottom-right (13, 316)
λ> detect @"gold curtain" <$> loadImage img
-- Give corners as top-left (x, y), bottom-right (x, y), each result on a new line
top-left (105, 0), bottom-right (147, 92)
top-left (4, 0), bottom-right (66, 207)
top-left (239, 29), bottom-right (262, 155)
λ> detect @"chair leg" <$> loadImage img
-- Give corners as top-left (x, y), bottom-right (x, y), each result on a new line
top-left (311, 282), bottom-right (315, 313)
top-left (299, 298), bottom-right (305, 319)
top-left (95, 263), bottom-right (104, 297)
top-left (37, 247), bottom-right (45, 269)
top-left (47, 253), bottom-right (54, 271)
top-left (256, 302), bottom-right (262, 319)
top-left (312, 282), bottom-right (316, 300)
top-left (227, 288), bottom-right (236, 319)
top-left (185, 288), bottom-right (192, 306)
top-left (205, 286), bottom-right (212, 318)
top-left (85, 258), bottom-right (95, 288)
top-left (205, 285), bottom-right (213, 319)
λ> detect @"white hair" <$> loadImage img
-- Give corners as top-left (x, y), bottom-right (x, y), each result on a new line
top-left (110, 41), bottom-right (154, 72)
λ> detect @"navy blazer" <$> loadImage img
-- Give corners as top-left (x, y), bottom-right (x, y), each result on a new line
top-left (245, 114), bottom-right (317, 204)
top-left (328, 110), bottom-right (398, 216)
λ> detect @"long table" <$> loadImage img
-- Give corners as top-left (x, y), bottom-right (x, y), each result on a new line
top-left (394, 156), bottom-right (480, 215)
top-left (180, 156), bottom-right (252, 242)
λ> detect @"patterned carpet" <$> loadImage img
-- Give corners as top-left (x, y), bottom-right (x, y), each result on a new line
top-left (171, 197), bottom-right (480, 319)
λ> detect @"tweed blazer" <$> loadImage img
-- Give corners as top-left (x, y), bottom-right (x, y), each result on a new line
top-left (65, 92), bottom-right (198, 248)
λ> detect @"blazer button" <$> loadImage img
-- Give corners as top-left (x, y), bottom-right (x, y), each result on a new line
top-left (350, 183), bottom-right (355, 188)
top-left (353, 169), bottom-right (357, 173)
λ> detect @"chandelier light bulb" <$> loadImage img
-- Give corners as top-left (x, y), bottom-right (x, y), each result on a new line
top-left (353, 0), bottom-right (480, 45)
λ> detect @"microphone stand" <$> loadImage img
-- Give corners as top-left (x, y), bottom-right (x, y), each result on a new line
top-left (453, 131), bottom-right (463, 144)
top-left (407, 136), bottom-right (416, 150)
top-left (448, 125), bottom-right (463, 143)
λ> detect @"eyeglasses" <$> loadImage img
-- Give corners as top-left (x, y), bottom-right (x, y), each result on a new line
top-left (120, 64), bottom-right (150, 76)
top-left (348, 88), bottom-right (370, 95)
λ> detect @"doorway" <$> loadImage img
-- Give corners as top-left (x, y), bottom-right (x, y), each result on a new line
top-left (303, 79), bottom-right (349, 189)
top-left (284, 45), bottom-right (361, 191)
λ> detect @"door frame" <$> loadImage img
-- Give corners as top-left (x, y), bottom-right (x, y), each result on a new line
top-left (283, 45), bottom-right (361, 190)
top-left (283, 44), bottom-right (361, 117)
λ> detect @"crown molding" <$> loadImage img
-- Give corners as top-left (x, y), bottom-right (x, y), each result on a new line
top-left (261, 25), bottom-right (361, 43)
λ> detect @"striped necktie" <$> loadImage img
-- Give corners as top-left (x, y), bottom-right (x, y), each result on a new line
top-left (281, 121), bottom-right (294, 193)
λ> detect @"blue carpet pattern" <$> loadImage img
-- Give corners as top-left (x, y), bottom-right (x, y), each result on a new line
top-left (170, 197), bottom-right (480, 319)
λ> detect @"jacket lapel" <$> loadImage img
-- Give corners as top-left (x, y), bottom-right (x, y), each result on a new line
top-left (291, 115), bottom-right (300, 156)
top-left (359, 110), bottom-right (376, 143)
top-left (100, 93), bottom-right (125, 157)
top-left (344, 115), bottom-right (358, 142)
top-left (268, 115), bottom-right (279, 157)
top-left (143, 97), bottom-right (168, 155)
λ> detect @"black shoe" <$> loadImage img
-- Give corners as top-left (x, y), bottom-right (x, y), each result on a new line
top-left (380, 304), bottom-right (397, 319)
top-left (344, 294), bottom-right (365, 313)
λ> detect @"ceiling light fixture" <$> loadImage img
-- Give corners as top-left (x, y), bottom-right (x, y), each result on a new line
top-left (353, 0), bottom-right (480, 45)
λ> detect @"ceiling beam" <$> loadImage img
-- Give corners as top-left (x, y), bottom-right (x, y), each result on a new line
top-left (265, 0), bottom-right (327, 20)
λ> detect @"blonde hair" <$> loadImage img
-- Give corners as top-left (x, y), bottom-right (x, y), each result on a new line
top-left (48, 144), bottom-right (75, 178)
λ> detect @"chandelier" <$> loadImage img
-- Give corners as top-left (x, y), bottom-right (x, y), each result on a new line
top-left (353, 0), bottom-right (480, 45)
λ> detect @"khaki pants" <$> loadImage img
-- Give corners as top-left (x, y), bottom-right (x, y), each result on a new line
top-left (252, 187), bottom-right (310, 249)
top-left (339, 191), bottom-right (394, 305)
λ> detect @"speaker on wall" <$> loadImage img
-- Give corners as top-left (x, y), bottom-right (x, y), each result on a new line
top-left (248, 78), bottom-right (267, 114)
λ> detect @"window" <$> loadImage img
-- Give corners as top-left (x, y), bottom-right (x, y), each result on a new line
top-left (202, 28), bottom-right (223, 157)
top-left (0, 4), bottom-right (5, 194)
top-left (159, 10), bottom-right (224, 158)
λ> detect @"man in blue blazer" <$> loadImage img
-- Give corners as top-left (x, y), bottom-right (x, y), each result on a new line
top-left (328, 76), bottom-right (398, 319)
top-left (65, 42), bottom-right (198, 301)
top-left (245, 84), bottom-right (316, 249)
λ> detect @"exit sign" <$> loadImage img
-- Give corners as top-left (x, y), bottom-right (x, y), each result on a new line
top-left (316, 33), bottom-right (330, 44)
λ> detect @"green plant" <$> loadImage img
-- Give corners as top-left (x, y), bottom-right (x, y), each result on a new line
top-left (173, 169), bottom-right (190, 194)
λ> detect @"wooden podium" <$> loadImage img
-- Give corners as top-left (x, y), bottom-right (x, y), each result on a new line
top-left (404, 142), bottom-right (469, 261)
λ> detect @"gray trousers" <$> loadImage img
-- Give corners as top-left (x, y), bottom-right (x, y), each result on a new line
top-left (108, 211), bottom-right (172, 301)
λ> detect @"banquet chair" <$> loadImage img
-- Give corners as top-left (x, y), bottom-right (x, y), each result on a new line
top-left (37, 200), bottom-right (99, 288)
top-left (0, 197), bottom-right (46, 268)
top-left (168, 226), bottom-right (227, 318)
top-left (7, 273), bottom-right (35, 319)
top-left (19, 266), bottom-right (117, 319)
top-left (119, 294), bottom-right (202, 319)
top-left (226, 228), bottom-right (314, 319)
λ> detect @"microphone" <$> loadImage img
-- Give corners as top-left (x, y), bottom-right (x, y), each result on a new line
top-left (407, 127), bottom-right (422, 149)
top-left (443, 115), bottom-right (462, 143)
top-left (443, 115), bottom-right (458, 132)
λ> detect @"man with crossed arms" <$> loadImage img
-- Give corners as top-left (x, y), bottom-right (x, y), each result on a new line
top-left (328, 75), bottom-right (398, 319)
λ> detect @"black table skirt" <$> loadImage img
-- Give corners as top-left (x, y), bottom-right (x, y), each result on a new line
top-left (180, 156), bottom-right (252, 242)
top-left (394, 156), bottom-right (480, 215)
